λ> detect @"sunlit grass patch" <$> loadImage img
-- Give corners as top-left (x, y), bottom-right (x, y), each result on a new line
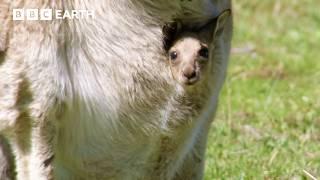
top-left (205, 0), bottom-right (320, 179)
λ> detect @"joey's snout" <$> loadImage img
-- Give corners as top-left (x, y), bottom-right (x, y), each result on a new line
top-left (181, 64), bottom-right (199, 85)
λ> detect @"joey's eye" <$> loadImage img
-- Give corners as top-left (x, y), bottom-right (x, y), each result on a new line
top-left (199, 47), bottom-right (209, 58)
top-left (169, 51), bottom-right (178, 61)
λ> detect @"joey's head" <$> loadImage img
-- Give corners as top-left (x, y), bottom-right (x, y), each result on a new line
top-left (164, 9), bottom-right (231, 86)
top-left (168, 33), bottom-right (209, 86)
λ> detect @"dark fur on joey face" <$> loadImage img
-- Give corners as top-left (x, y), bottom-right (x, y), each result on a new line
top-left (168, 34), bottom-right (209, 86)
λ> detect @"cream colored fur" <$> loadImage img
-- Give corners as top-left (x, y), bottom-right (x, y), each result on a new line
top-left (0, 0), bottom-right (232, 179)
top-left (0, 0), bottom-right (11, 51)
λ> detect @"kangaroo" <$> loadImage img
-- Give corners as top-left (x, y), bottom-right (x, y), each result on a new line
top-left (0, 0), bottom-right (232, 179)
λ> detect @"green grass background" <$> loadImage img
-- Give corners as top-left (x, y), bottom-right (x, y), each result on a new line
top-left (205, 0), bottom-right (320, 179)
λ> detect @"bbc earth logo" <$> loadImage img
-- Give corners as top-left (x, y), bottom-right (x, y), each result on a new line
top-left (12, 9), bottom-right (95, 21)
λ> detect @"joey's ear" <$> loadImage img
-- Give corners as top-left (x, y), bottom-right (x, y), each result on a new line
top-left (213, 9), bottom-right (231, 38)
top-left (163, 21), bottom-right (182, 52)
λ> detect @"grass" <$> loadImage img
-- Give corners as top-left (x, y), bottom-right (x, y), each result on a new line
top-left (205, 0), bottom-right (320, 179)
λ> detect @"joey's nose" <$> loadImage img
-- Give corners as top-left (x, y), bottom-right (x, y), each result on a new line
top-left (183, 66), bottom-right (196, 80)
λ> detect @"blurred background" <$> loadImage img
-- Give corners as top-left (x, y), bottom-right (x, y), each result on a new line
top-left (205, 0), bottom-right (320, 179)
